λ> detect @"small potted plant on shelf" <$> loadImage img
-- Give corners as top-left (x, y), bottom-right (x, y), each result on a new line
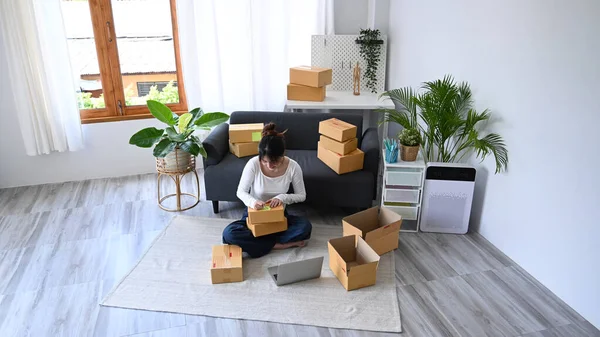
top-left (129, 100), bottom-right (229, 172)
top-left (398, 128), bottom-right (421, 162)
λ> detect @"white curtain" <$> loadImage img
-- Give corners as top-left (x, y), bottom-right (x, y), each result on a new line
top-left (177, 0), bottom-right (334, 113)
top-left (0, 0), bottom-right (83, 156)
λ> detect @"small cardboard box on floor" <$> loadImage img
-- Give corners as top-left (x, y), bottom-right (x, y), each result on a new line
top-left (229, 141), bottom-right (258, 158)
top-left (328, 235), bottom-right (380, 291)
top-left (342, 206), bottom-right (403, 255)
top-left (318, 118), bottom-right (357, 142)
top-left (317, 142), bottom-right (364, 175)
top-left (211, 245), bottom-right (243, 284)
top-left (289, 66), bottom-right (332, 87)
top-left (229, 123), bottom-right (264, 144)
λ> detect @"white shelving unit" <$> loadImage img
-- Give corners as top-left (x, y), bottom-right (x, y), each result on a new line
top-left (381, 150), bottom-right (426, 232)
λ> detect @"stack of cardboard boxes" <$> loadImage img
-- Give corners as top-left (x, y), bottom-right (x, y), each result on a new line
top-left (229, 123), bottom-right (264, 158)
top-left (317, 118), bottom-right (365, 175)
top-left (246, 204), bottom-right (288, 237)
top-left (287, 66), bottom-right (332, 102)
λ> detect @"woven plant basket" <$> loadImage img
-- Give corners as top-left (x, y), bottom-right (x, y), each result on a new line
top-left (156, 148), bottom-right (195, 174)
top-left (400, 144), bottom-right (420, 162)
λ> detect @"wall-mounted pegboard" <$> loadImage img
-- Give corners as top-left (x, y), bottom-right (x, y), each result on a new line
top-left (311, 35), bottom-right (387, 93)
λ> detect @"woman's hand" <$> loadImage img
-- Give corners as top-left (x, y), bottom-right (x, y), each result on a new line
top-left (267, 198), bottom-right (283, 208)
top-left (253, 200), bottom-right (266, 210)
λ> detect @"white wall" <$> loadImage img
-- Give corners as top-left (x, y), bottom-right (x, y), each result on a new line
top-left (334, 0), bottom-right (389, 34)
top-left (334, 0), bottom-right (368, 34)
top-left (387, 0), bottom-right (600, 328)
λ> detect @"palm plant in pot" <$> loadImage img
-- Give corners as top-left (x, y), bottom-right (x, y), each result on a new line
top-left (379, 75), bottom-right (508, 173)
top-left (129, 100), bottom-right (229, 172)
top-left (398, 128), bottom-right (422, 161)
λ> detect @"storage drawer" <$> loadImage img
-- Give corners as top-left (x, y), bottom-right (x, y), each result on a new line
top-left (385, 171), bottom-right (422, 187)
top-left (401, 219), bottom-right (418, 232)
top-left (384, 189), bottom-right (420, 203)
top-left (384, 205), bottom-right (419, 220)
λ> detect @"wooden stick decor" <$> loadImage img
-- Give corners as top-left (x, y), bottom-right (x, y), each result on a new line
top-left (353, 62), bottom-right (361, 96)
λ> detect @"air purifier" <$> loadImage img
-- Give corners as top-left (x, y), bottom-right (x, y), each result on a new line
top-left (420, 163), bottom-right (476, 234)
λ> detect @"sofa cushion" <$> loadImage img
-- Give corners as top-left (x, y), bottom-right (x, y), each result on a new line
top-left (286, 150), bottom-right (374, 206)
top-left (229, 111), bottom-right (363, 151)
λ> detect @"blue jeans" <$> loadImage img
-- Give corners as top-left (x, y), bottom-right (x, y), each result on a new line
top-left (222, 210), bottom-right (312, 258)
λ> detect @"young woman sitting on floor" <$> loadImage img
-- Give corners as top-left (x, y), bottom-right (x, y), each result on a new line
top-left (222, 123), bottom-right (312, 258)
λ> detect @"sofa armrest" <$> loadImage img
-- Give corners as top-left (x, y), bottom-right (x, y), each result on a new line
top-left (202, 123), bottom-right (229, 167)
top-left (361, 127), bottom-right (380, 196)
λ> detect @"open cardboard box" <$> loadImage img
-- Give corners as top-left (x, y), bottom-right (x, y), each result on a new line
top-left (327, 235), bottom-right (380, 291)
top-left (246, 217), bottom-right (288, 237)
top-left (318, 118), bottom-right (357, 142)
top-left (229, 123), bottom-right (264, 143)
top-left (342, 206), bottom-right (402, 255)
top-left (247, 204), bottom-right (285, 224)
top-left (211, 245), bottom-right (243, 284)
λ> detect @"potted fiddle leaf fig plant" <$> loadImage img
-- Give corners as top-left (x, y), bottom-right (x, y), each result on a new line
top-left (398, 128), bottom-right (421, 161)
top-left (129, 100), bottom-right (229, 172)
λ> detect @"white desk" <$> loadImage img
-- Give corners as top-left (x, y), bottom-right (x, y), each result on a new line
top-left (285, 91), bottom-right (396, 138)
top-left (285, 91), bottom-right (394, 110)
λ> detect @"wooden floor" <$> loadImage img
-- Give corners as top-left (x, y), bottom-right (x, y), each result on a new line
top-left (0, 170), bottom-right (598, 337)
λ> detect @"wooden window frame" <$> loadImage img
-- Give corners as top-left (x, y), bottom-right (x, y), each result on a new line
top-left (79, 0), bottom-right (187, 124)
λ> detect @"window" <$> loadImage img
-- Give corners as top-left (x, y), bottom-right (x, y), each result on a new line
top-left (137, 81), bottom-right (178, 97)
top-left (61, 0), bottom-right (187, 123)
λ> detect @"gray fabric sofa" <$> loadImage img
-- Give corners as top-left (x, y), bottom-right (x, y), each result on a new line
top-left (202, 111), bottom-right (380, 213)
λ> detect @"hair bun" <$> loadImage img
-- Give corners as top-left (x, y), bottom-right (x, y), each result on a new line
top-left (262, 122), bottom-right (285, 138)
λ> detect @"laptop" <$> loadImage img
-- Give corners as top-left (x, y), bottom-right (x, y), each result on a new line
top-left (267, 256), bottom-right (324, 286)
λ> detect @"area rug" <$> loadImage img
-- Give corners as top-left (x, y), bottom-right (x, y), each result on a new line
top-left (101, 216), bottom-right (401, 333)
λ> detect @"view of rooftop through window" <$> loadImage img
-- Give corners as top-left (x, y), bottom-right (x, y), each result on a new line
top-left (61, 0), bottom-right (179, 110)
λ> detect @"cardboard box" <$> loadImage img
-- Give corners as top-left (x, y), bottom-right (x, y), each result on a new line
top-left (319, 135), bottom-right (358, 155)
top-left (317, 142), bottom-right (364, 175)
top-left (247, 204), bottom-right (285, 224)
top-left (229, 141), bottom-right (259, 158)
top-left (211, 245), bottom-right (243, 284)
top-left (229, 123), bottom-right (264, 143)
top-left (342, 206), bottom-right (403, 255)
top-left (246, 217), bottom-right (288, 237)
top-left (290, 66), bottom-right (332, 87)
top-left (287, 83), bottom-right (326, 102)
top-left (328, 235), bottom-right (380, 291)
top-left (318, 118), bottom-right (357, 142)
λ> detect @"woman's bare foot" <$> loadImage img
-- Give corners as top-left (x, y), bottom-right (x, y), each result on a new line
top-left (273, 240), bottom-right (306, 250)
